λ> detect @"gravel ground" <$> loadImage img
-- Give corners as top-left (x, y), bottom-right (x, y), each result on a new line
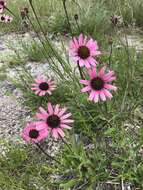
top-left (0, 80), bottom-right (30, 143)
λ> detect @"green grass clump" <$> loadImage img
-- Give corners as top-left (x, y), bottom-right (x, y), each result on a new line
top-left (1, 0), bottom-right (143, 35)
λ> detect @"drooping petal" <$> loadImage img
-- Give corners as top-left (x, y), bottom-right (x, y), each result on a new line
top-left (94, 92), bottom-right (99, 103)
top-left (99, 90), bottom-right (106, 101)
top-left (52, 129), bottom-right (59, 139)
top-left (61, 124), bottom-right (72, 129)
top-left (98, 66), bottom-right (106, 77)
top-left (80, 80), bottom-right (89, 85)
top-left (88, 91), bottom-right (95, 101)
top-left (104, 84), bottom-right (117, 91)
top-left (39, 107), bottom-right (48, 117)
top-left (81, 86), bottom-right (91, 93)
top-left (57, 128), bottom-right (65, 138)
top-left (61, 113), bottom-right (72, 120)
top-left (47, 102), bottom-right (54, 114)
top-left (103, 89), bottom-right (113, 99)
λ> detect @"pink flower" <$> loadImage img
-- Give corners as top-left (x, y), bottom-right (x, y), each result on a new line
top-left (0, 0), bottom-right (6, 13)
top-left (22, 122), bottom-right (48, 143)
top-left (36, 102), bottom-right (74, 139)
top-left (0, 15), bottom-right (13, 23)
top-left (69, 34), bottom-right (101, 68)
top-left (5, 15), bottom-right (13, 23)
top-left (31, 75), bottom-right (56, 96)
top-left (80, 66), bottom-right (117, 102)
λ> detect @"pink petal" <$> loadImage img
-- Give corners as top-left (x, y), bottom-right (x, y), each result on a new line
top-left (22, 134), bottom-right (30, 142)
top-left (36, 113), bottom-right (47, 120)
top-left (104, 84), bottom-right (117, 91)
top-left (103, 89), bottom-right (113, 99)
top-left (54, 104), bottom-right (60, 115)
top-left (80, 80), bottom-right (89, 85)
top-left (88, 91), bottom-right (95, 101)
top-left (86, 39), bottom-right (94, 47)
top-left (104, 76), bottom-right (116, 82)
top-left (61, 113), bottom-right (72, 120)
top-left (85, 60), bottom-right (91, 68)
top-left (60, 124), bottom-right (72, 129)
top-left (31, 83), bottom-right (38, 87)
top-left (78, 59), bottom-right (85, 67)
top-left (73, 37), bottom-right (79, 47)
top-left (52, 129), bottom-right (59, 139)
top-left (39, 91), bottom-right (46, 96)
top-left (83, 36), bottom-right (87, 45)
top-left (88, 57), bottom-right (96, 66)
top-left (94, 92), bottom-right (99, 103)
top-left (104, 71), bottom-right (115, 79)
top-left (57, 128), bottom-right (65, 138)
top-left (35, 90), bottom-right (40, 95)
top-left (38, 129), bottom-right (49, 139)
top-left (81, 86), bottom-right (91, 93)
top-left (95, 50), bottom-right (101, 56)
top-left (98, 66), bottom-right (106, 77)
top-left (78, 34), bottom-right (84, 45)
top-left (39, 107), bottom-right (48, 116)
top-left (99, 90), bottom-right (106, 101)
top-left (61, 119), bottom-right (74, 124)
top-left (73, 56), bottom-right (80, 62)
top-left (58, 108), bottom-right (67, 117)
top-left (31, 87), bottom-right (38, 90)
top-left (47, 102), bottom-right (54, 114)
top-left (69, 40), bottom-right (77, 49)
top-left (36, 122), bottom-right (48, 130)
top-left (47, 90), bottom-right (52, 95)
top-left (88, 68), bottom-right (96, 78)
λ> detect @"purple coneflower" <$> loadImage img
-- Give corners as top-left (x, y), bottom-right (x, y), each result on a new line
top-left (36, 102), bottom-right (74, 139)
top-left (22, 122), bottom-right (48, 143)
top-left (80, 66), bottom-right (117, 102)
top-left (69, 34), bottom-right (101, 68)
top-left (0, 0), bottom-right (6, 13)
top-left (31, 75), bottom-right (56, 96)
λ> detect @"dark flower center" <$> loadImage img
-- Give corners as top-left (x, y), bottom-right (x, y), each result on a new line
top-left (39, 82), bottom-right (49, 91)
top-left (90, 77), bottom-right (104, 90)
top-left (1, 16), bottom-right (5, 21)
top-left (29, 129), bottom-right (39, 139)
top-left (0, 1), bottom-right (4, 6)
top-left (78, 46), bottom-right (90, 59)
top-left (47, 114), bottom-right (60, 128)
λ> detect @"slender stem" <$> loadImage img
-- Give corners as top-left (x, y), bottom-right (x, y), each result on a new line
top-left (75, 19), bottom-right (80, 33)
top-left (108, 43), bottom-right (113, 67)
top-left (35, 143), bottom-right (61, 165)
top-left (26, 15), bottom-right (65, 79)
top-left (5, 7), bottom-right (17, 17)
top-left (62, 0), bottom-right (73, 36)
top-left (60, 136), bottom-right (72, 152)
top-left (77, 61), bottom-right (84, 79)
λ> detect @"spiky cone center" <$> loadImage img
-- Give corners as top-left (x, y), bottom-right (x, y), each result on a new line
top-left (29, 129), bottom-right (39, 139)
top-left (90, 77), bottom-right (105, 90)
top-left (78, 46), bottom-right (90, 59)
top-left (39, 82), bottom-right (49, 91)
top-left (47, 114), bottom-right (61, 128)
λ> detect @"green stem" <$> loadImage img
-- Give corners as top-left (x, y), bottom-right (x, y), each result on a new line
top-left (62, 0), bottom-right (73, 36)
